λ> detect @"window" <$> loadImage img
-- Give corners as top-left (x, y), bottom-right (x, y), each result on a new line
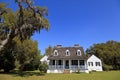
top-left (91, 62), bottom-right (93, 66)
top-left (80, 60), bottom-right (84, 65)
top-left (53, 60), bottom-right (55, 65)
top-left (96, 62), bottom-right (100, 66)
top-left (58, 60), bottom-right (62, 65)
top-left (88, 62), bottom-right (93, 66)
top-left (88, 62), bottom-right (90, 66)
top-left (77, 50), bottom-right (81, 56)
top-left (71, 60), bottom-right (78, 65)
top-left (66, 50), bottom-right (70, 56)
top-left (54, 50), bottom-right (58, 56)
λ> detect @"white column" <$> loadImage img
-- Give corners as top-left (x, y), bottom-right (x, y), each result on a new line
top-left (55, 60), bottom-right (56, 69)
top-left (63, 60), bottom-right (64, 69)
top-left (69, 60), bottom-right (71, 69)
top-left (78, 60), bottom-right (80, 68)
top-left (84, 60), bottom-right (87, 70)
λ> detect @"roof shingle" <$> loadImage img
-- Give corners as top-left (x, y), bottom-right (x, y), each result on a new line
top-left (48, 46), bottom-right (86, 60)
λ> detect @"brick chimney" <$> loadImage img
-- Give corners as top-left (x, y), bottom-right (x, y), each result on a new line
top-left (74, 44), bottom-right (79, 48)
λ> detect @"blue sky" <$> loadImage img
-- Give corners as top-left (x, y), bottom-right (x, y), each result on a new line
top-left (1, 0), bottom-right (120, 54)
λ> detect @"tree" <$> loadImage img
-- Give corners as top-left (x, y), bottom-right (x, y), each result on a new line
top-left (13, 37), bottom-right (41, 71)
top-left (0, 0), bottom-right (49, 51)
top-left (0, 0), bottom-right (49, 72)
top-left (45, 45), bottom-right (53, 56)
top-left (0, 37), bottom-right (42, 72)
top-left (86, 40), bottom-right (120, 70)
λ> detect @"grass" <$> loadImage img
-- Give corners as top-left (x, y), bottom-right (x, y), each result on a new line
top-left (0, 70), bottom-right (120, 80)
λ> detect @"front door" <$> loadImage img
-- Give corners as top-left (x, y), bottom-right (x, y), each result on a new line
top-left (65, 60), bottom-right (69, 69)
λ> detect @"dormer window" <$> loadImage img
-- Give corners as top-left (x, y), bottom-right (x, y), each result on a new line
top-left (54, 50), bottom-right (58, 56)
top-left (77, 49), bottom-right (81, 56)
top-left (66, 50), bottom-right (70, 56)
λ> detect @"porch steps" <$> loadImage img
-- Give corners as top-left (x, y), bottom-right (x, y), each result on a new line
top-left (63, 69), bottom-right (70, 74)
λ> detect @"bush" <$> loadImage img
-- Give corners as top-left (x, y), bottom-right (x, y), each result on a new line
top-left (103, 64), bottom-right (113, 71)
top-left (39, 63), bottom-right (48, 73)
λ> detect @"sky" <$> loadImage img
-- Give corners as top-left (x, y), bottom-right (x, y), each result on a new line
top-left (1, 0), bottom-right (120, 54)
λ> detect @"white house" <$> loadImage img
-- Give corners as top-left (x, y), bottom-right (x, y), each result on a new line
top-left (40, 44), bottom-right (103, 73)
top-left (87, 55), bottom-right (103, 71)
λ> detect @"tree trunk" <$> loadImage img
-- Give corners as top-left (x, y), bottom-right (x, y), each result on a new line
top-left (0, 33), bottom-right (12, 51)
top-left (0, 38), bottom-right (9, 51)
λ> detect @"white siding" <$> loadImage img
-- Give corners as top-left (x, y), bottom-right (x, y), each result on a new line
top-left (87, 55), bottom-right (103, 71)
top-left (40, 56), bottom-right (49, 65)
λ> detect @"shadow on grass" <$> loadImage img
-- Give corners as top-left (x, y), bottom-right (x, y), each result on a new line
top-left (0, 70), bottom-right (45, 77)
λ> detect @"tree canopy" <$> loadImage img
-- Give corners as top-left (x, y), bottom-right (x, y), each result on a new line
top-left (45, 45), bottom-right (53, 56)
top-left (0, 0), bottom-right (49, 51)
top-left (13, 37), bottom-right (41, 64)
top-left (86, 40), bottom-right (120, 70)
top-left (0, 0), bottom-right (49, 72)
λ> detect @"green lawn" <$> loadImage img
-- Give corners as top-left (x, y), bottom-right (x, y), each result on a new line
top-left (0, 70), bottom-right (120, 80)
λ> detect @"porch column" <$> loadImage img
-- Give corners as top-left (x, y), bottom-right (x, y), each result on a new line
top-left (69, 60), bottom-right (71, 69)
top-left (55, 60), bottom-right (56, 69)
top-left (63, 60), bottom-right (64, 69)
top-left (84, 60), bottom-right (87, 70)
top-left (78, 60), bottom-right (80, 68)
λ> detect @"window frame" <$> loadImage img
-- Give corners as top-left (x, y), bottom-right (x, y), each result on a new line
top-left (95, 62), bottom-right (100, 66)
top-left (54, 50), bottom-right (58, 56)
top-left (77, 49), bottom-right (81, 56)
top-left (88, 62), bottom-right (93, 66)
top-left (79, 60), bottom-right (85, 65)
top-left (66, 49), bottom-right (70, 56)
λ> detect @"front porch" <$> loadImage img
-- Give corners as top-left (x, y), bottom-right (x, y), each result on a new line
top-left (47, 59), bottom-right (88, 73)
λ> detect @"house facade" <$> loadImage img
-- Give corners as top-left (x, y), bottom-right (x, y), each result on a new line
top-left (47, 44), bottom-right (89, 73)
top-left (41, 44), bottom-right (103, 73)
top-left (87, 55), bottom-right (103, 71)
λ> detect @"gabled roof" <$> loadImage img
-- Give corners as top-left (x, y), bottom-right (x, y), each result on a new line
top-left (48, 45), bottom-right (86, 60)
top-left (87, 55), bottom-right (101, 62)
top-left (40, 55), bottom-right (48, 62)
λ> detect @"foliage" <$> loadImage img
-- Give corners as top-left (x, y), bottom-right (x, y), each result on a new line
top-left (103, 64), bottom-right (113, 71)
top-left (0, 41), bottom-right (16, 72)
top-left (21, 57), bottom-right (41, 71)
top-left (13, 37), bottom-right (41, 64)
top-left (45, 45), bottom-right (53, 56)
top-left (13, 37), bottom-right (41, 71)
top-left (0, 0), bottom-right (49, 51)
top-left (0, 0), bottom-right (49, 72)
top-left (21, 62), bottom-right (34, 71)
top-left (86, 40), bottom-right (120, 70)
top-left (0, 37), bottom-right (41, 72)
top-left (30, 57), bottom-right (41, 70)
top-left (39, 63), bottom-right (48, 73)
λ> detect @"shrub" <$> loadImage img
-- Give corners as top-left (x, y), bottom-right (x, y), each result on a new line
top-left (103, 64), bottom-right (113, 71)
top-left (39, 63), bottom-right (48, 73)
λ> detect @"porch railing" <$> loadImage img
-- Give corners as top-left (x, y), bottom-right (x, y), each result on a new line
top-left (48, 65), bottom-right (86, 70)
top-left (49, 65), bottom-right (63, 69)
